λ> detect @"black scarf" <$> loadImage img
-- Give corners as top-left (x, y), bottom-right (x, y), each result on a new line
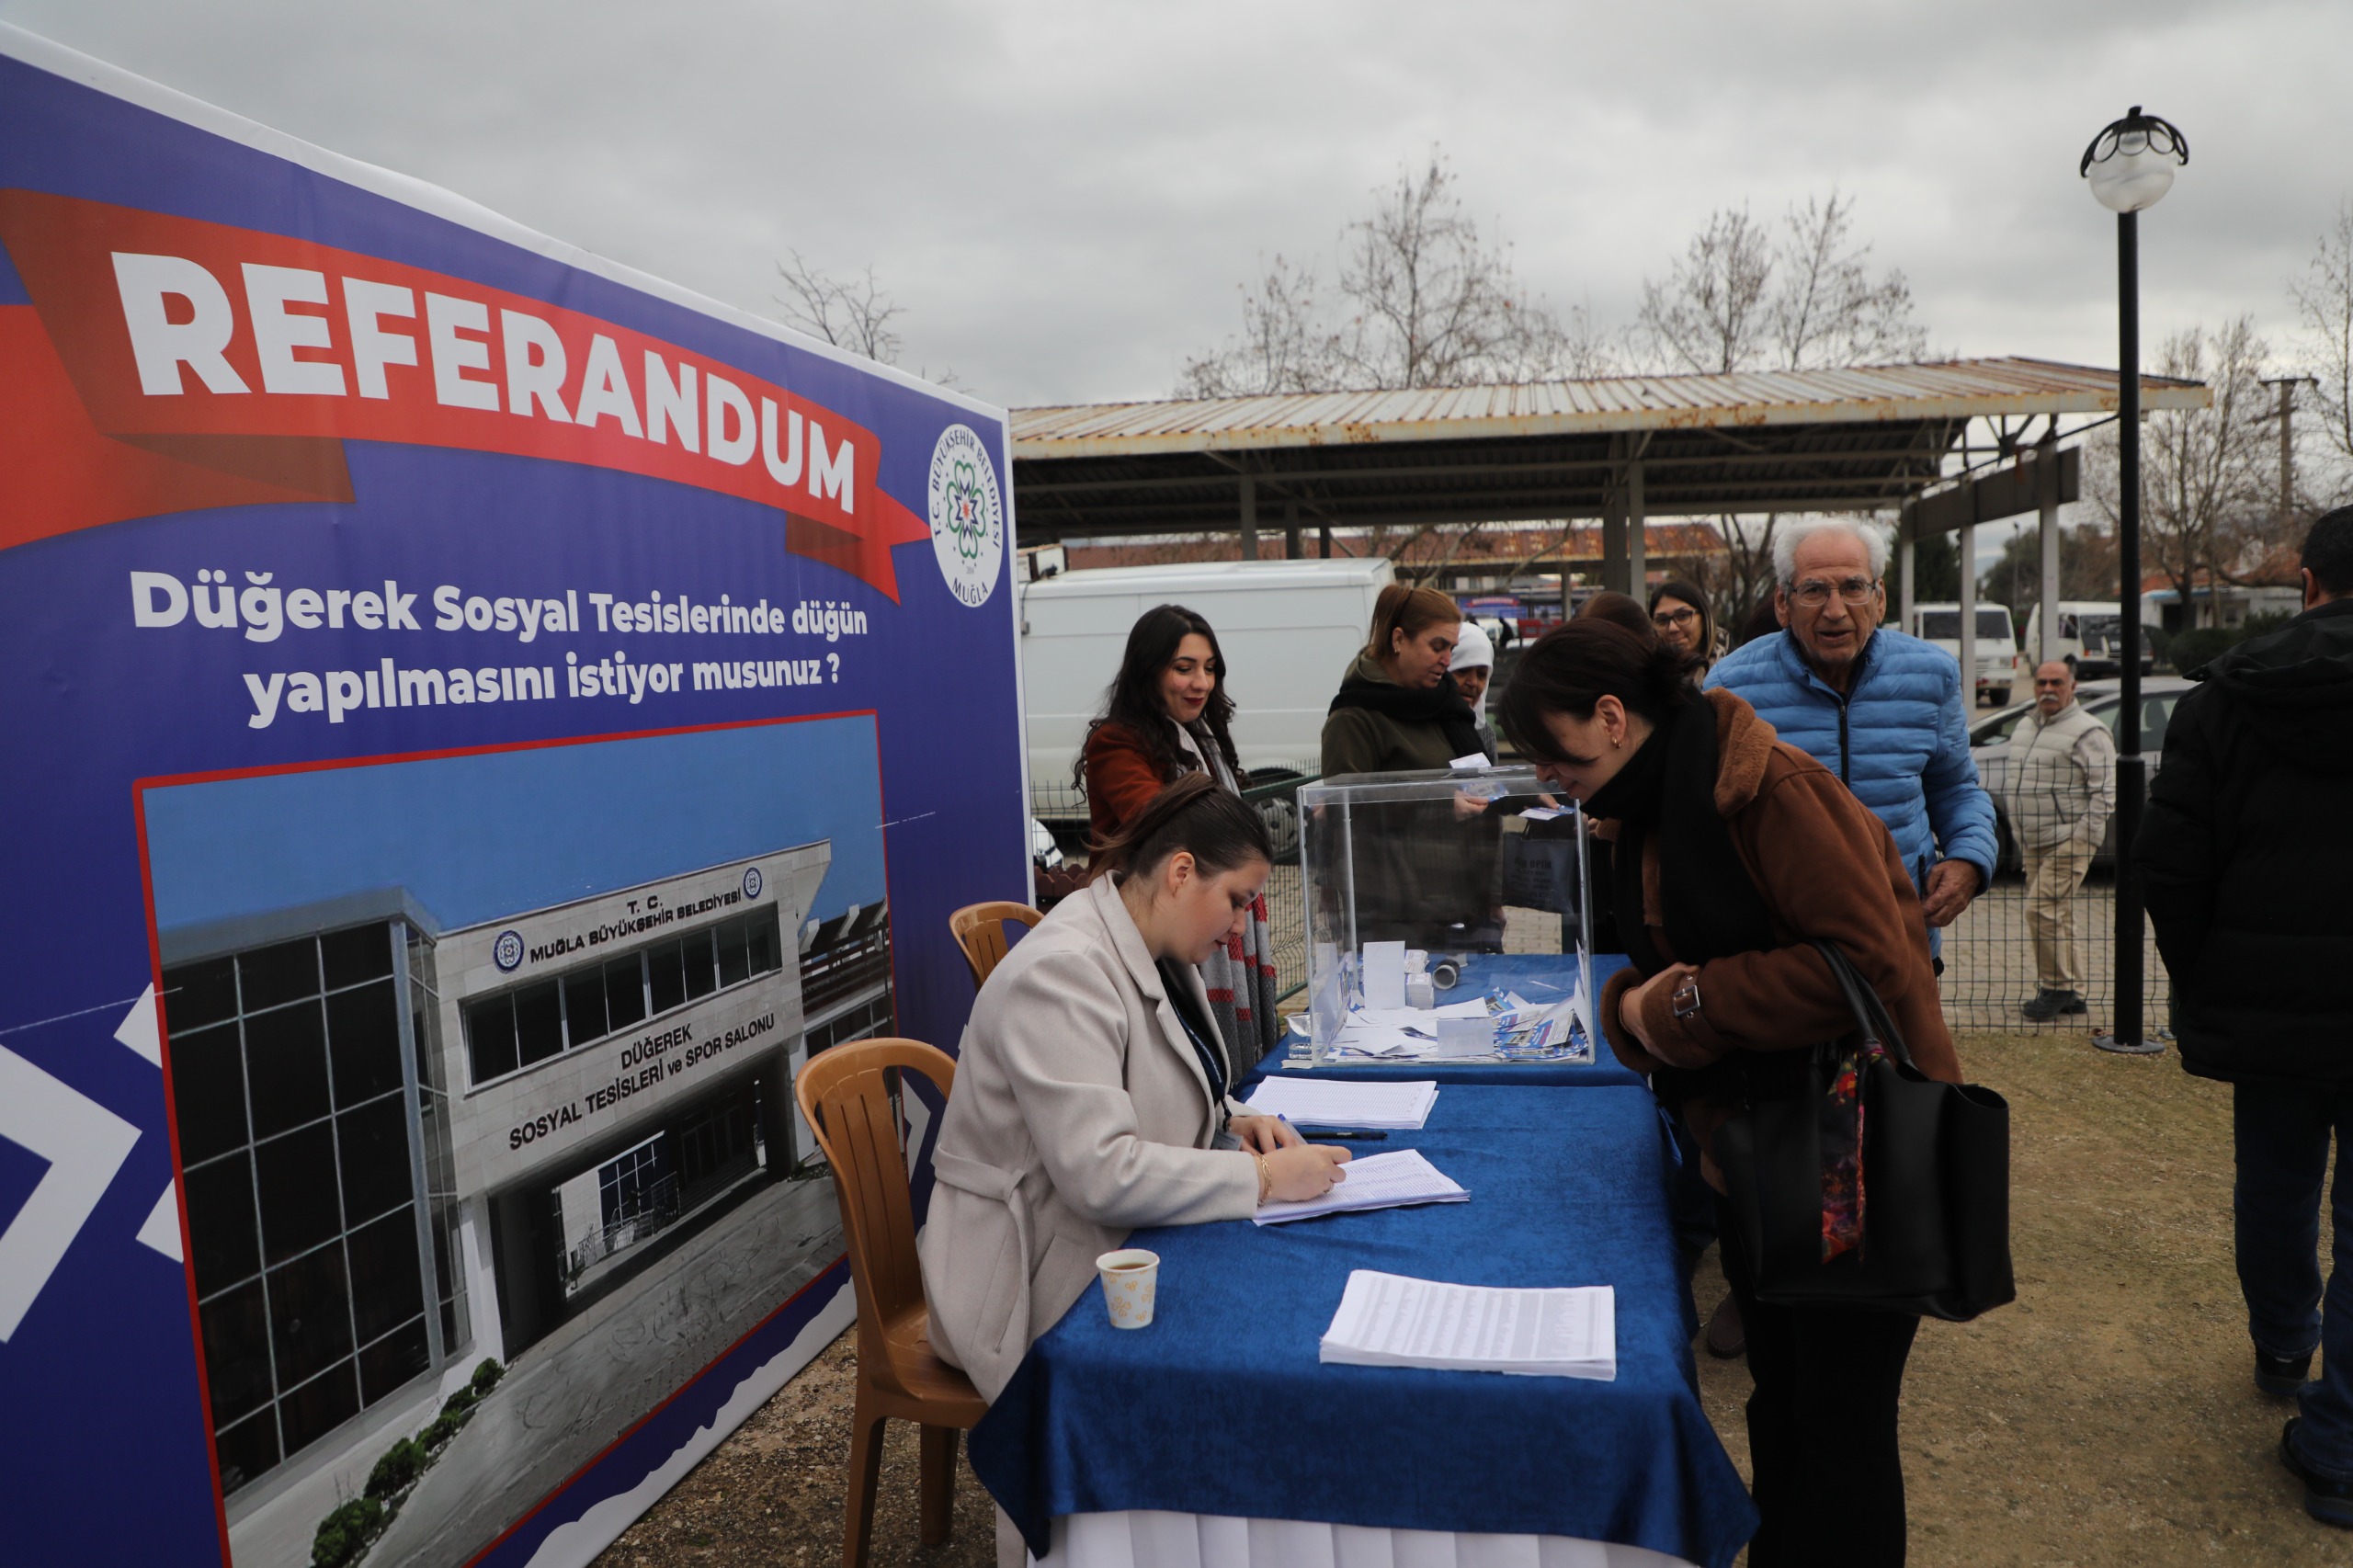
top-left (1328, 669), bottom-right (1486, 762)
top-left (1588, 694), bottom-right (1778, 977)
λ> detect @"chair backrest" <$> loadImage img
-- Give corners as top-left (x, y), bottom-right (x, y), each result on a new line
top-left (949, 901), bottom-right (1043, 989)
top-left (795, 1038), bottom-right (957, 1398)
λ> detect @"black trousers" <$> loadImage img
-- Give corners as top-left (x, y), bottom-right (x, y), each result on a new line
top-left (1718, 1201), bottom-right (1920, 1568)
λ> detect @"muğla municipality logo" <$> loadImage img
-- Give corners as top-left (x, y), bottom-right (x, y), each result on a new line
top-left (493, 930), bottom-right (524, 972)
top-left (927, 423), bottom-right (1004, 608)
top-left (742, 866), bottom-right (763, 900)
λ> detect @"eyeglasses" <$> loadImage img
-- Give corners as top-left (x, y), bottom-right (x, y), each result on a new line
top-left (1652, 608), bottom-right (1698, 630)
top-left (1789, 576), bottom-right (1881, 608)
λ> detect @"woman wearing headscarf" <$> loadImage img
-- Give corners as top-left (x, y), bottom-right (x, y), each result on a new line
top-left (1648, 577), bottom-right (1721, 673)
top-left (1449, 619), bottom-right (1500, 760)
top-left (1497, 619), bottom-right (1959, 1568)
top-left (1082, 604), bottom-right (1281, 1074)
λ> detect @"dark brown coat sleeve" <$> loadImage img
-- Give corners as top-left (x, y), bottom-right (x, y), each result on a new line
top-left (1626, 765), bottom-right (1961, 1084)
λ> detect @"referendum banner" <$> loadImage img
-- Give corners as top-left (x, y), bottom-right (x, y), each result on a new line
top-left (0, 25), bottom-right (1025, 1568)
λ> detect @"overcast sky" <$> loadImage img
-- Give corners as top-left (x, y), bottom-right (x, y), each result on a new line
top-left (6, 0), bottom-right (2349, 421)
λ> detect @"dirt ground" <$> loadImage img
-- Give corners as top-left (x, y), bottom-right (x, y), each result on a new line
top-left (594, 1030), bottom-right (2346, 1567)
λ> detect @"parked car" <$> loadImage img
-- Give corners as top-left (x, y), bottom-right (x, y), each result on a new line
top-left (2019, 600), bottom-right (2154, 679)
top-left (1970, 676), bottom-right (2195, 873)
top-left (1907, 601), bottom-right (2021, 707)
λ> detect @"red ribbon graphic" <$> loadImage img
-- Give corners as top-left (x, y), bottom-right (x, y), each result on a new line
top-left (0, 190), bottom-right (930, 598)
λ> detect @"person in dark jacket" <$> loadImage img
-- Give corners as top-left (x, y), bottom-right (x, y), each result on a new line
top-left (2137, 506), bottom-right (2353, 1528)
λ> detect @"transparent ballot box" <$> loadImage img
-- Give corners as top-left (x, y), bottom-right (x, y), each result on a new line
top-left (1297, 767), bottom-right (1594, 1065)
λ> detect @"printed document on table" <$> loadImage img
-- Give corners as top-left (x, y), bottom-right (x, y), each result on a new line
top-left (1253, 1148), bottom-right (1467, 1225)
top-left (1318, 1269), bottom-right (1616, 1380)
top-left (1245, 1079), bottom-right (1438, 1130)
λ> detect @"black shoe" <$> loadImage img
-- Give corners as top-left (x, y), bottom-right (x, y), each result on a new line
top-left (2020, 989), bottom-right (2087, 1021)
top-left (2259, 1346), bottom-right (2315, 1397)
top-left (2281, 1418), bottom-right (2353, 1528)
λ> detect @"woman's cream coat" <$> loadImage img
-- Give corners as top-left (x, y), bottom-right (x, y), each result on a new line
top-left (918, 878), bottom-right (1260, 1400)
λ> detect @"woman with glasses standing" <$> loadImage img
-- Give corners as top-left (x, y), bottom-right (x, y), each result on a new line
top-left (1082, 605), bottom-right (1281, 1074)
top-left (1648, 578), bottom-right (1720, 673)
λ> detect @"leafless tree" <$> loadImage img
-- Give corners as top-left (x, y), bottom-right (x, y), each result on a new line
top-left (2086, 316), bottom-right (2277, 627)
top-left (775, 250), bottom-right (906, 365)
top-left (2290, 198), bottom-right (2353, 501)
top-left (1178, 153), bottom-right (1607, 399)
top-left (1634, 191), bottom-right (1927, 630)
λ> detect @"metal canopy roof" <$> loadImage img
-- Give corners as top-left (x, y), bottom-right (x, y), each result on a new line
top-left (1010, 357), bottom-right (2208, 541)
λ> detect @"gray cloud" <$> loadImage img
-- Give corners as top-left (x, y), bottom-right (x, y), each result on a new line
top-left (5, 0), bottom-right (2347, 410)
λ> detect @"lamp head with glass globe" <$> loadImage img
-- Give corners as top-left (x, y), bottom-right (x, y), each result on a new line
top-left (2079, 106), bottom-right (2189, 212)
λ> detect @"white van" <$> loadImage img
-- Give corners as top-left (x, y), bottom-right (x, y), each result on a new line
top-left (1904, 602), bottom-right (2019, 707)
top-left (2019, 601), bottom-right (2154, 679)
top-left (1018, 557), bottom-right (1394, 824)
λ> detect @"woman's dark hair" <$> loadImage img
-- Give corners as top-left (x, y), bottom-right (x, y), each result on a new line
top-left (1076, 604), bottom-right (1240, 790)
top-left (1576, 590), bottom-right (1655, 641)
top-left (1496, 620), bottom-right (1703, 764)
top-left (1362, 583), bottom-right (1462, 664)
top-left (1736, 594), bottom-right (1782, 647)
top-left (1088, 771), bottom-right (1273, 885)
top-left (1647, 577), bottom-right (1717, 661)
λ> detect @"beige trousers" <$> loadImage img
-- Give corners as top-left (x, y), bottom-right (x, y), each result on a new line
top-left (2021, 837), bottom-right (2096, 992)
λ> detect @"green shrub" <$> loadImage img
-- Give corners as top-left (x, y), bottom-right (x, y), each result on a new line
top-left (470, 1358), bottom-right (506, 1397)
top-left (438, 1385), bottom-right (477, 1422)
top-left (2165, 625), bottom-right (2236, 674)
top-left (419, 1414), bottom-right (461, 1451)
top-left (364, 1437), bottom-right (423, 1501)
top-left (311, 1497), bottom-right (385, 1568)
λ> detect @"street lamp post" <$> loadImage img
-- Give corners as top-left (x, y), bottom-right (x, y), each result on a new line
top-left (2082, 106), bottom-right (2187, 1056)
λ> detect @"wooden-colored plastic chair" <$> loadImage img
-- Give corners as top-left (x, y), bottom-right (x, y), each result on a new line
top-left (949, 901), bottom-right (1042, 989)
top-left (796, 1037), bottom-right (986, 1566)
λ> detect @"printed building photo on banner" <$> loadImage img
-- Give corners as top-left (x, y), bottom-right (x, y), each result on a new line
top-left (140, 720), bottom-right (892, 1566)
top-left (0, 23), bottom-right (1024, 1568)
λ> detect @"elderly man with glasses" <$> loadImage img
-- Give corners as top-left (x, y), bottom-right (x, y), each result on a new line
top-left (1707, 517), bottom-right (1999, 944)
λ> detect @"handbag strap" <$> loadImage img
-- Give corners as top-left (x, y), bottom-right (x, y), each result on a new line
top-left (1809, 937), bottom-right (1915, 1070)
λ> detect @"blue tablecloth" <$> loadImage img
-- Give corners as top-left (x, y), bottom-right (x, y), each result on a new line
top-left (1245, 953), bottom-right (1642, 1090)
top-left (967, 1082), bottom-right (1756, 1567)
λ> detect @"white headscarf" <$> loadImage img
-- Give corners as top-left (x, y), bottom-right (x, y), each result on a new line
top-left (1451, 620), bottom-right (1496, 719)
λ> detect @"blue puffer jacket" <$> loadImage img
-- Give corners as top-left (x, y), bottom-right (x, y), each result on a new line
top-left (1705, 628), bottom-right (1997, 896)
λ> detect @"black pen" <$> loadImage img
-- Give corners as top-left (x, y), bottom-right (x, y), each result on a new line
top-left (1297, 1128), bottom-right (1387, 1141)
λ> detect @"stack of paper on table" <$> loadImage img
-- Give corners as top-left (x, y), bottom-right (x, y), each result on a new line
top-left (1319, 1269), bottom-right (1616, 1380)
top-left (1244, 1078), bottom-right (1438, 1130)
top-left (1253, 1148), bottom-right (1468, 1226)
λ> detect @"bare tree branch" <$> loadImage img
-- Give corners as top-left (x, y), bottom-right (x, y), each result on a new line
top-left (2290, 198), bottom-right (2353, 496)
top-left (774, 250), bottom-right (905, 366)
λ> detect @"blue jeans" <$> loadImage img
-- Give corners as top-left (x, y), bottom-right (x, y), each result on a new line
top-left (2235, 1081), bottom-right (2353, 1470)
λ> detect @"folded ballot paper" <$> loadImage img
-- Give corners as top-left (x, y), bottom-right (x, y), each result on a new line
top-left (1252, 1148), bottom-right (1468, 1226)
top-left (1319, 1269), bottom-right (1617, 1381)
top-left (1243, 1078), bottom-right (1438, 1131)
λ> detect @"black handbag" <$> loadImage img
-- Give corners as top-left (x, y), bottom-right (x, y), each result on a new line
top-left (1712, 939), bottom-right (2015, 1322)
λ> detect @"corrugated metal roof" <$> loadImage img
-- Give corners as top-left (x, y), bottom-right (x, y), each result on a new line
top-left (1013, 357), bottom-right (2209, 459)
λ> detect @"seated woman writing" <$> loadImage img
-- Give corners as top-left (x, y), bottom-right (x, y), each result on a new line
top-left (920, 772), bottom-right (1349, 1403)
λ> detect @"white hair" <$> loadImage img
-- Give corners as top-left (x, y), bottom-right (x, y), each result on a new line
top-left (1773, 517), bottom-right (1891, 588)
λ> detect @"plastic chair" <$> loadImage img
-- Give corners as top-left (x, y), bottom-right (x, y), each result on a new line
top-left (949, 901), bottom-right (1042, 989)
top-left (796, 1038), bottom-right (987, 1566)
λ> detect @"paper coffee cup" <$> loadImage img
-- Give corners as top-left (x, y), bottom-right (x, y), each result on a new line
top-left (1096, 1248), bottom-right (1160, 1329)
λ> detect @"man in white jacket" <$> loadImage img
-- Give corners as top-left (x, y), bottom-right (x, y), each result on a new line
top-left (2003, 661), bottom-right (2118, 1019)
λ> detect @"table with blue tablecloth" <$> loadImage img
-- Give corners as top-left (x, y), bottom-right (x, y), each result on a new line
top-left (967, 1080), bottom-right (1756, 1568)
top-left (1245, 952), bottom-right (1643, 1091)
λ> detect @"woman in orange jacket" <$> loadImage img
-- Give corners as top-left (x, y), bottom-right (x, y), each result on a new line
top-left (1080, 605), bottom-right (1279, 1074)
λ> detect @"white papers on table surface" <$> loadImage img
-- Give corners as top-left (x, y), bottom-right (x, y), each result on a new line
top-left (1254, 1149), bottom-right (1468, 1226)
top-left (1362, 940), bottom-right (1407, 1010)
top-left (1244, 1078), bottom-right (1438, 1130)
top-left (1319, 1269), bottom-right (1616, 1380)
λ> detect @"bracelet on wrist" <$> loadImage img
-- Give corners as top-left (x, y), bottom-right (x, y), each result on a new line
top-left (1254, 1152), bottom-right (1272, 1204)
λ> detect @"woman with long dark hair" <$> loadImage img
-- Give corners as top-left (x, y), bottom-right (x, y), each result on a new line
top-left (1082, 604), bottom-right (1279, 1070)
top-left (1497, 619), bottom-right (1959, 1568)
